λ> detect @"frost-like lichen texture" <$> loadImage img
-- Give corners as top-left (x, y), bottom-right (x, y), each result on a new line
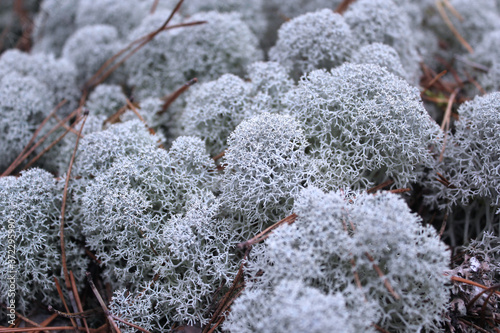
top-left (268, 0), bottom-right (343, 19)
top-left (126, 10), bottom-right (262, 100)
top-left (428, 0), bottom-right (500, 53)
top-left (62, 24), bottom-right (124, 86)
top-left (285, 63), bottom-right (442, 191)
top-left (225, 280), bottom-right (377, 333)
top-left (110, 192), bottom-right (238, 331)
top-left (269, 9), bottom-right (355, 80)
top-left (79, 129), bottom-right (215, 288)
top-left (0, 73), bottom-right (52, 172)
top-left (350, 43), bottom-right (407, 80)
top-left (179, 74), bottom-right (251, 156)
top-left (32, 0), bottom-right (79, 56)
top-left (232, 187), bottom-right (450, 333)
top-left (85, 84), bottom-right (127, 117)
top-left (246, 61), bottom-right (294, 113)
top-left (0, 49), bottom-right (80, 114)
top-left (75, 0), bottom-right (149, 37)
top-left (0, 169), bottom-right (87, 313)
top-left (162, 0), bottom-right (267, 39)
top-left (427, 92), bottom-right (500, 211)
top-left (470, 29), bottom-right (500, 76)
top-left (344, 0), bottom-right (421, 82)
top-left (219, 113), bottom-right (310, 238)
top-left (74, 120), bottom-right (161, 177)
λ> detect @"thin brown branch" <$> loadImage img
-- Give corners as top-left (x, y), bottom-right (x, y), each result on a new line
top-left (422, 70), bottom-right (447, 94)
top-left (365, 252), bottom-right (400, 300)
top-left (60, 111), bottom-right (89, 291)
top-left (237, 214), bottom-right (297, 250)
top-left (212, 151), bottom-right (225, 161)
top-left (438, 211), bottom-right (448, 238)
top-left (48, 305), bottom-right (101, 319)
top-left (436, 0), bottom-right (474, 53)
top-left (1, 106), bottom-right (80, 177)
top-left (150, 0), bottom-right (160, 14)
top-left (53, 277), bottom-right (78, 331)
top-left (32, 313), bottom-right (58, 333)
top-left (109, 315), bottom-right (152, 333)
top-left (387, 188), bottom-right (411, 194)
top-left (2, 100), bottom-right (67, 176)
top-left (86, 272), bottom-right (122, 333)
top-left (450, 276), bottom-right (500, 296)
top-left (160, 78), bottom-right (198, 114)
top-left (335, 0), bottom-right (357, 14)
top-left (439, 88), bottom-right (459, 162)
top-left (367, 179), bottom-right (394, 193)
top-left (70, 271), bottom-right (90, 333)
top-left (22, 115), bottom-right (84, 171)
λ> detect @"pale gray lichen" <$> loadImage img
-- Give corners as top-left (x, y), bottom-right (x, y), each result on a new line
top-left (234, 187), bottom-right (450, 332)
top-left (0, 169), bottom-right (87, 314)
top-left (344, 0), bottom-right (421, 83)
top-left (270, 9), bottom-right (355, 80)
top-left (62, 24), bottom-right (124, 86)
top-left (126, 10), bottom-right (262, 100)
top-left (219, 113), bottom-right (311, 238)
top-left (425, 92), bottom-right (500, 214)
top-left (284, 63), bottom-right (442, 191)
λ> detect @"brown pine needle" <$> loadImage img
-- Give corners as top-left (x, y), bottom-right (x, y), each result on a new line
top-left (70, 271), bottom-right (90, 333)
top-left (60, 111), bottom-right (89, 290)
top-left (388, 188), bottom-right (411, 194)
top-left (422, 70), bottom-right (448, 94)
top-left (439, 211), bottom-right (448, 238)
top-left (436, 0), bottom-right (474, 53)
top-left (109, 315), bottom-right (152, 333)
top-left (2, 99), bottom-right (67, 176)
top-left (53, 277), bottom-right (78, 330)
top-left (104, 104), bottom-right (128, 125)
top-left (84, 0), bottom-right (205, 89)
top-left (450, 275), bottom-right (500, 296)
top-left (367, 179), bottom-right (394, 193)
top-left (32, 313), bottom-right (58, 333)
top-left (125, 97), bottom-right (146, 123)
top-left (6, 310), bottom-right (50, 333)
top-left (160, 78), bottom-right (198, 114)
top-left (212, 151), bottom-right (225, 161)
top-left (22, 115), bottom-right (84, 171)
top-left (150, 0), bottom-right (160, 14)
top-left (464, 70), bottom-right (486, 95)
top-left (1, 106), bottom-right (80, 177)
top-left (0, 327), bottom-right (93, 332)
top-left (86, 272), bottom-right (122, 333)
top-left (439, 88), bottom-right (459, 162)
top-left (237, 214), bottom-right (297, 250)
top-left (335, 0), bottom-right (356, 14)
top-left (203, 249), bottom-right (250, 333)
top-left (365, 253), bottom-right (400, 300)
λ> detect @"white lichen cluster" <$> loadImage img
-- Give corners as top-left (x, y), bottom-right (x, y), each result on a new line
top-left (2, 0), bottom-right (499, 331)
